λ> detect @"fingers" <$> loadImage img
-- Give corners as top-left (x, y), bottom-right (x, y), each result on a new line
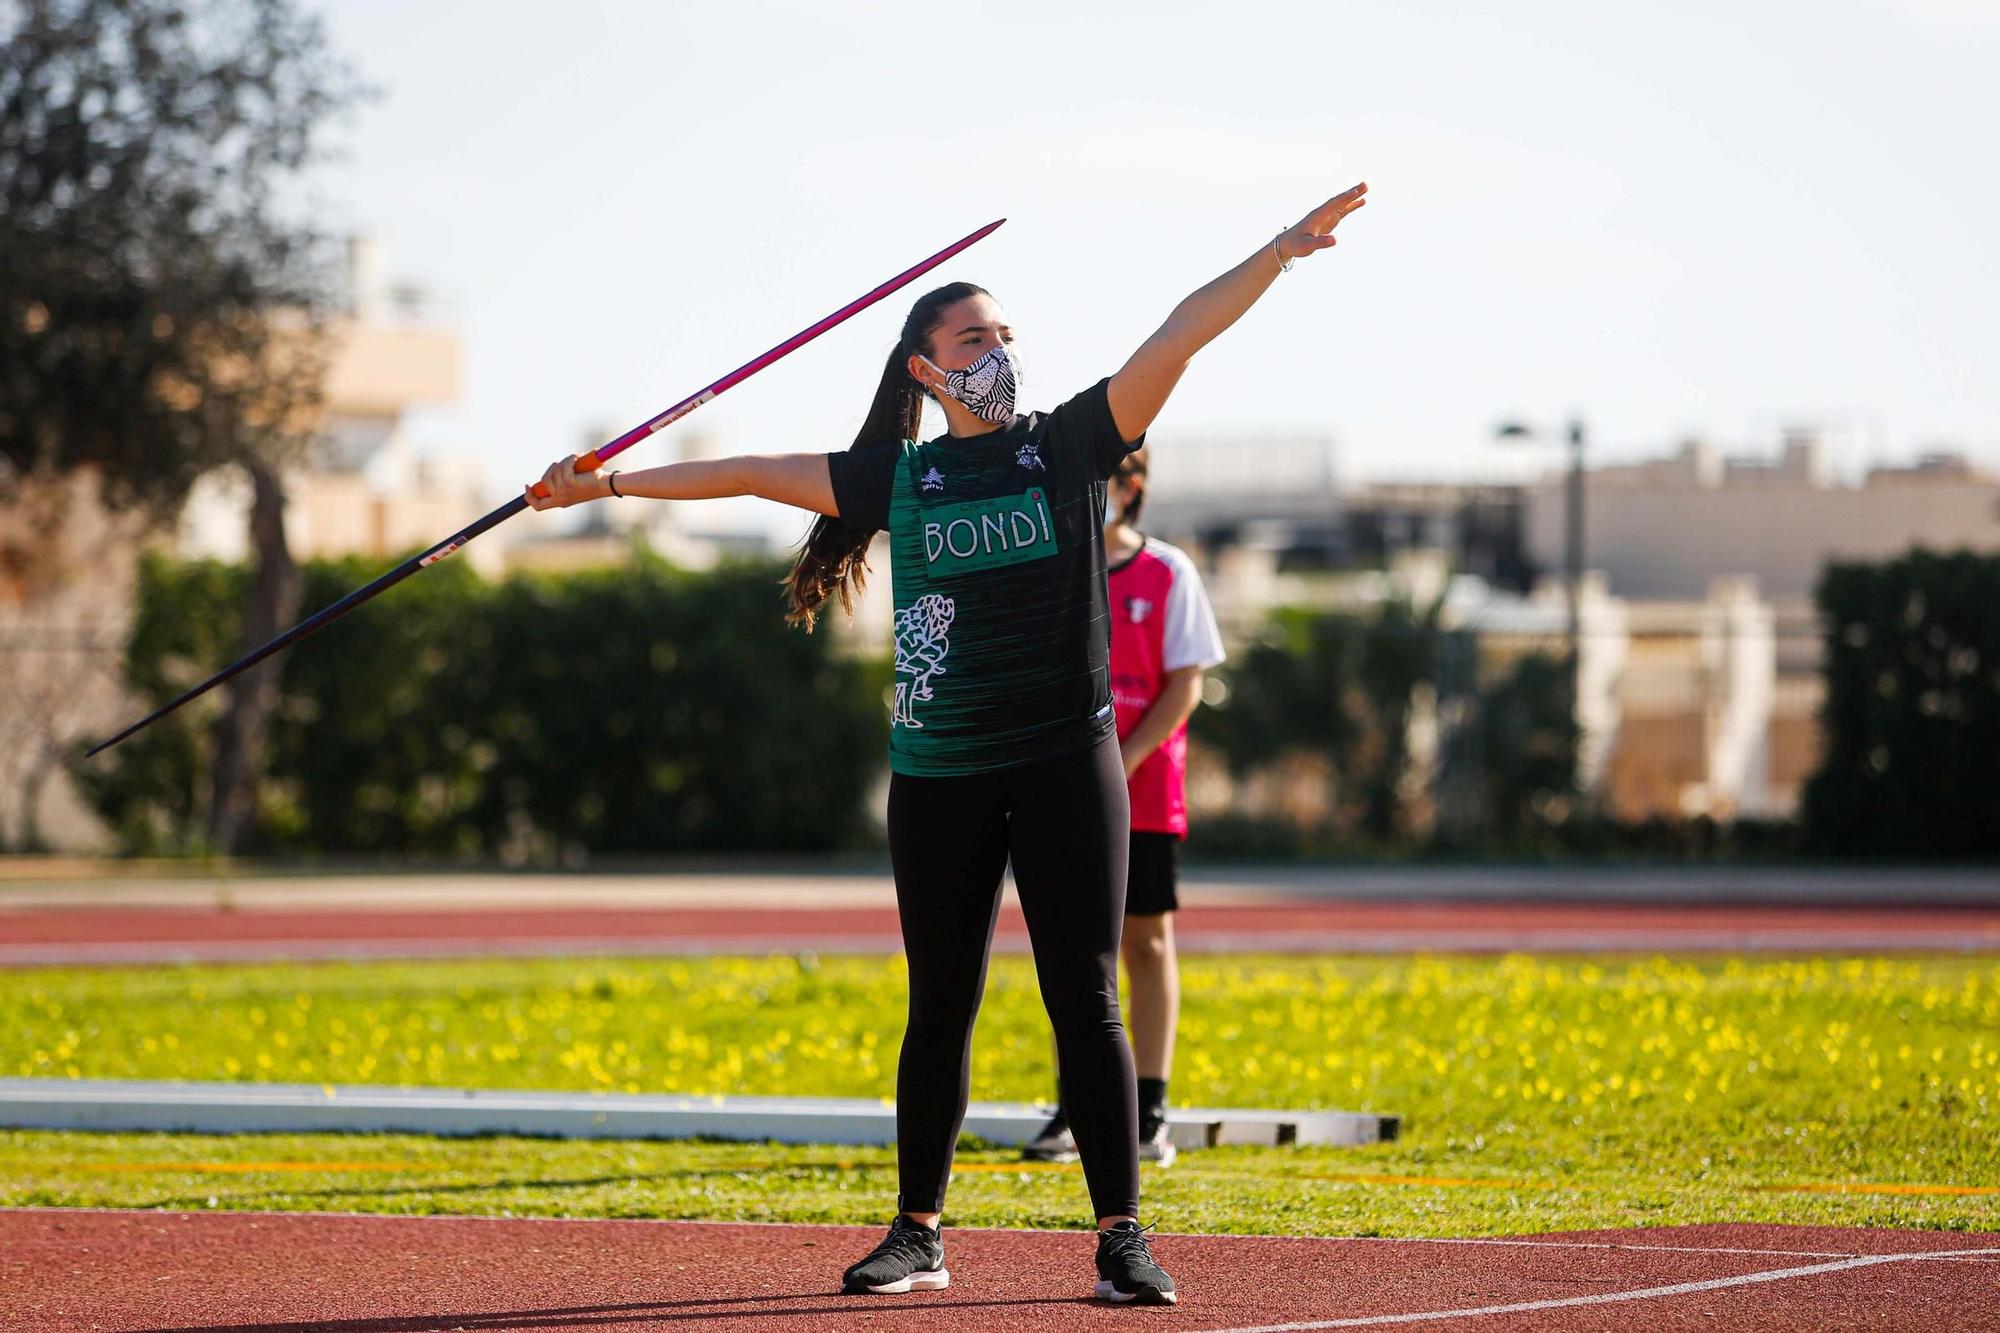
top-left (1312, 199), bottom-right (1365, 232)
top-left (1326, 182), bottom-right (1369, 211)
top-left (526, 455), bottom-right (583, 510)
top-left (1307, 182), bottom-right (1369, 232)
top-left (1276, 183), bottom-right (1364, 265)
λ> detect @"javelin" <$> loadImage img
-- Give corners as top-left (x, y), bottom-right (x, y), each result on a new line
top-left (87, 218), bottom-right (1007, 758)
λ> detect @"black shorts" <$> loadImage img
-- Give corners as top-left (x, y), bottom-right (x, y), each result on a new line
top-left (1126, 830), bottom-right (1180, 916)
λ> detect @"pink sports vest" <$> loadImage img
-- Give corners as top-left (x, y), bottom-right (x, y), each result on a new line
top-left (1109, 545), bottom-right (1190, 837)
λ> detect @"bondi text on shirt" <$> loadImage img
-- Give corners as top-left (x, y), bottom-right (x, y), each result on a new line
top-left (922, 489), bottom-right (1058, 574)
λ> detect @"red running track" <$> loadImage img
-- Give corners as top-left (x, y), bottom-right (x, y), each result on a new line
top-left (3, 900), bottom-right (2000, 965)
top-left (4, 1210), bottom-right (1997, 1331)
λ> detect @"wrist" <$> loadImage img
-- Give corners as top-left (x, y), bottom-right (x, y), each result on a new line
top-left (1270, 228), bottom-right (1296, 273)
top-left (602, 470), bottom-right (623, 500)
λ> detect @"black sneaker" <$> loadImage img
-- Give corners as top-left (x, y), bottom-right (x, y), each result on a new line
top-left (840, 1216), bottom-right (948, 1294)
top-left (1094, 1220), bottom-right (1177, 1305)
top-left (1137, 1109), bottom-right (1178, 1167)
top-left (1021, 1109), bottom-right (1079, 1163)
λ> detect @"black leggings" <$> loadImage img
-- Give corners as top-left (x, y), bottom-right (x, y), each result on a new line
top-left (886, 732), bottom-right (1139, 1221)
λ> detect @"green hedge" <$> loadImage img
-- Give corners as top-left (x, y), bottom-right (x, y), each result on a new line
top-left (1188, 605), bottom-right (1577, 853)
top-left (1802, 548), bottom-right (2000, 857)
top-left (83, 553), bottom-right (889, 858)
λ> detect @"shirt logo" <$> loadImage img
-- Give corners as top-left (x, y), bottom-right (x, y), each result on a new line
top-left (1015, 440), bottom-right (1045, 472)
top-left (1125, 596), bottom-right (1153, 624)
top-left (922, 489), bottom-right (1058, 574)
top-left (919, 466), bottom-right (946, 493)
top-left (891, 594), bottom-right (955, 729)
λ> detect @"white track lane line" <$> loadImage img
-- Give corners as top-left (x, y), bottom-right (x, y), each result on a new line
top-left (1192, 1247), bottom-right (2000, 1332)
top-left (1199, 1235), bottom-right (1861, 1259)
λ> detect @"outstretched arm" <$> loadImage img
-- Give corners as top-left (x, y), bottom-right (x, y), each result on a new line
top-left (1105, 183), bottom-right (1368, 443)
top-left (525, 453), bottom-right (838, 517)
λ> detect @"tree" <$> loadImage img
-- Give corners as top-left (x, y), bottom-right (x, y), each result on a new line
top-left (87, 554), bottom-right (892, 859)
top-left (1192, 600), bottom-right (1579, 852)
top-left (1355, 599), bottom-right (1437, 840)
top-left (0, 0), bottom-right (365, 851)
top-left (1477, 650), bottom-right (1579, 840)
top-left (1193, 607), bottom-right (1360, 780)
top-left (1803, 549), bottom-right (2000, 857)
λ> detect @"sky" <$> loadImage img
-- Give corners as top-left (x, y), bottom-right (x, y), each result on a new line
top-left (314, 0), bottom-right (2000, 538)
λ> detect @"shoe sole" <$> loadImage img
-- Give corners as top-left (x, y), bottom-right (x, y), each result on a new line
top-left (1093, 1279), bottom-right (1177, 1305)
top-left (1020, 1148), bottom-right (1081, 1164)
top-left (846, 1267), bottom-right (949, 1294)
top-left (1137, 1141), bottom-right (1177, 1168)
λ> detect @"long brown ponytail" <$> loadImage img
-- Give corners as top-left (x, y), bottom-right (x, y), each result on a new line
top-left (784, 282), bottom-right (990, 630)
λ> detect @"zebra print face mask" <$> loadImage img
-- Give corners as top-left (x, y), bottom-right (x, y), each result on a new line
top-left (921, 343), bottom-right (1019, 424)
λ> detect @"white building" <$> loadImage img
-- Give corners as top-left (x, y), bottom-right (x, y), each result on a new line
top-left (1523, 433), bottom-right (2000, 604)
top-left (1519, 433), bottom-right (2000, 819)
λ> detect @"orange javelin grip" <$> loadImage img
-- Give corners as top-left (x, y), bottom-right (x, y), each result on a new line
top-left (531, 450), bottom-right (604, 499)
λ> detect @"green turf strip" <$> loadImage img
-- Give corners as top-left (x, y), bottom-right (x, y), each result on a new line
top-left (3, 954), bottom-right (1996, 1235)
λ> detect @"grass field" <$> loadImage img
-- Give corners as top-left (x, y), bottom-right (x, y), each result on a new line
top-left (4, 953), bottom-right (1997, 1236)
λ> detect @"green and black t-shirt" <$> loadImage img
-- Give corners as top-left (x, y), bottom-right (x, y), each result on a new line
top-left (827, 377), bottom-right (1142, 778)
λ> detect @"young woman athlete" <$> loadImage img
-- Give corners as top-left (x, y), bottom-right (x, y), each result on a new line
top-left (527, 183), bottom-right (1367, 1306)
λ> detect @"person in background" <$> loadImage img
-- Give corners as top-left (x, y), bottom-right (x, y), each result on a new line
top-left (1024, 444), bottom-right (1225, 1168)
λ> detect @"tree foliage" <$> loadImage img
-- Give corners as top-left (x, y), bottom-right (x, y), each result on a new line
top-left (0, 0), bottom-right (362, 511)
top-left (1191, 603), bottom-right (1576, 852)
top-left (1477, 650), bottom-right (1580, 839)
top-left (83, 555), bottom-right (892, 858)
top-left (1192, 606), bottom-right (1361, 779)
top-left (3, 0), bottom-right (370, 853)
top-left (1802, 548), bottom-right (2000, 857)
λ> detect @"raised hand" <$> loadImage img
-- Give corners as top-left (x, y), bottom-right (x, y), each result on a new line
top-left (1277, 183), bottom-right (1369, 264)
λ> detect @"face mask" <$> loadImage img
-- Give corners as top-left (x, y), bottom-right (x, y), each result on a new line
top-left (921, 343), bottom-right (1019, 424)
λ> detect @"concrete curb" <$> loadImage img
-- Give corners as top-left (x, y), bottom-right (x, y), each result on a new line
top-left (0, 1077), bottom-right (1398, 1150)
